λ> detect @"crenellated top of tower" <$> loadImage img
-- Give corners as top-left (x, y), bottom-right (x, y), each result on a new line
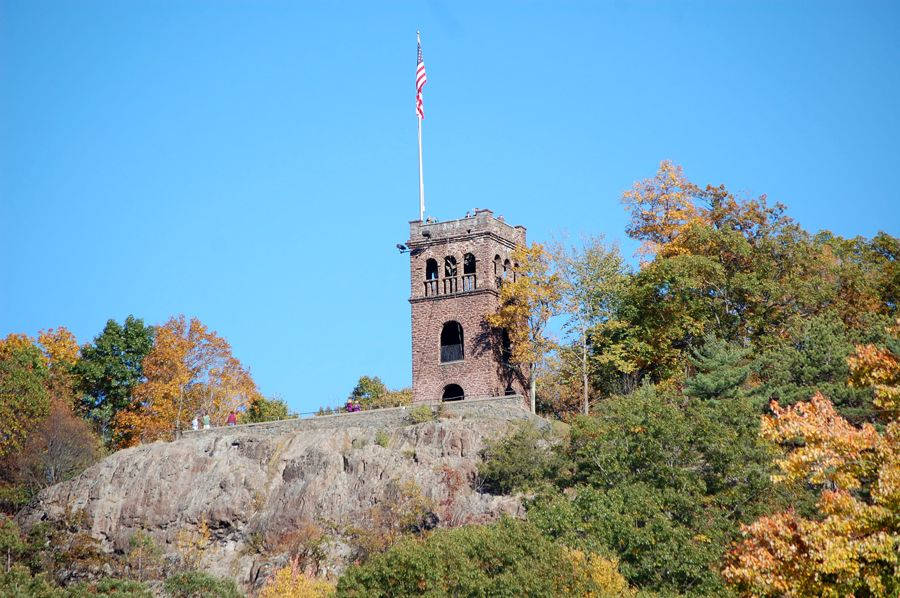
top-left (407, 209), bottom-right (526, 249)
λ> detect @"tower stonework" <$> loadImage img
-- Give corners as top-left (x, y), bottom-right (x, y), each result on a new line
top-left (407, 209), bottom-right (528, 403)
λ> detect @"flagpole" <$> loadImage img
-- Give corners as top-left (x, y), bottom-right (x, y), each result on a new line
top-left (417, 30), bottom-right (425, 222)
top-left (418, 115), bottom-right (425, 221)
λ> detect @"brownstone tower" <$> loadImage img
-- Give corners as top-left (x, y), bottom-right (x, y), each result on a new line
top-left (407, 209), bottom-right (527, 403)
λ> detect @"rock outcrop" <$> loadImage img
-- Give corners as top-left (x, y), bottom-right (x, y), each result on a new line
top-left (19, 397), bottom-right (542, 588)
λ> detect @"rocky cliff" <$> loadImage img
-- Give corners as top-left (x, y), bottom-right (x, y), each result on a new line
top-left (18, 398), bottom-right (542, 589)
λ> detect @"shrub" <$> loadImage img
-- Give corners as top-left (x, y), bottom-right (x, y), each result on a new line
top-left (336, 518), bottom-right (632, 597)
top-left (69, 577), bottom-right (153, 597)
top-left (0, 564), bottom-right (65, 597)
top-left (374, 430), bottom-right (390, 448)
top-left (163, 571), bottom-right (242, 598)
top-left (344, 480), bottom-right (434, 561)
top-left (126, 531), bottom-right (162, 581)
top-left (267, 521), bottom-right (330, 576)
top-left (259, 566), bottom-right (335, 598)
top-left (0, 515), bottom-right (24, 573)
top-left (406, 405), bottom-right (434, 424)
top-left (477, 421), bottom-right (561, 494)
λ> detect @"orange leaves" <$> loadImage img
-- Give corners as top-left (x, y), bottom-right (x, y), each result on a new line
top-left (622, 160), bottom-right (703, 258)
top-left (763, 393), bottom-right (883, 491)
top-left (848, 320), bottom-right (900, 417)
top-left (723, 511), bottom-right (815, 597)
top-left (725, 393), bottom-right (899, 597)
top-left (113, 315), bottom-right (262, 447)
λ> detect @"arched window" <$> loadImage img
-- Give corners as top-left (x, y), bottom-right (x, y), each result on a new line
top-left (440, 321), bottom-right (464, 362)
top-left (425, 258), bottom-right (438, 280)
top-left (444, 256), bottom-right (457, 277)
top-left (462, 253), bottom-right (476, 291)
top-left (503, 259), bottom-right (511, 280)
top-left (494, 255), bottom-right (503, 287)
top-left (442, 384), bottom-right (464, 401)
top-left (463, 253), bottom-right (476, 274)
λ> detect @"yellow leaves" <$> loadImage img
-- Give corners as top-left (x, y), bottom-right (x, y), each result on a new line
top-left (564, 549), bottom-right (634, 597)
top-left (0, 333), bottom-right (37, 360)
top-left (622, 160), bottom-right (703, 258)
top-left (259, 566), bottom-right (335, 598)
top-left (486, 243), bottom-right (562, 369)
top-left (848, 319), bottom-right (900, 417)
top-left (726, 393), bottom-right (899, 597)
top-left (113, 315), bottom-right (262, 447)
top-left (37, 327), bottom-right (79, 368)
top-left (763, 394), bottom-right (883, 491)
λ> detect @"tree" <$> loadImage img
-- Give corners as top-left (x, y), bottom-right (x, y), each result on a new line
top-left (17, 398), bottom-right (99, 493)
top-left (37, 327), bottom-right (80, 409)
top-left (529, 383), bottom-right (779, 594)
top-left (685, 334), bottom-right (750, 403)
top-left (724, 395), bottom-right (898, 597)
top-left (486, 243), bottom-right (562, 413)
top-left (346, 376), bottom-right (411, 411)
top-left (0, 336), bottom-right (49, 459)
top-left (112, 315), bottom-right (261, 447)
top-left (551, 236), bottom-right (626, 414)
top-left (621, 159), bottom-right (704, 257)
top-left (348, 376), bottom-right (388, 409)
top-left (75, 316), bottom-right (155, 436)
top-left (242, 395), bottom-right (292, 423)
top-left (752, 314), bottom-right (885, 425)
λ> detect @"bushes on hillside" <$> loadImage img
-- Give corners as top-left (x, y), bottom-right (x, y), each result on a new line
top-left (336, 518), bottom-right (632, 597)
top-left (477, 421), bottom-right (563, 494)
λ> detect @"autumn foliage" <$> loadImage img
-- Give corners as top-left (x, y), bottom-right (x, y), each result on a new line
top-left (113, 315), bottom-right (262, 447)
top-left (724, 392), bottom-right (898, 596)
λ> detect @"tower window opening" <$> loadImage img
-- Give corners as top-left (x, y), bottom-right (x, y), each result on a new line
top-left (462, 253), bottom-right (476, 291)
top-left (440, 321), bottom-right (464, 363)
top-left (463, 253), bottom-right (476, 274)
top-left (442, 384), bottom-right (464, 401)
top-left (444, 256), bottom-right (457, 277)
top-left (425, 258), bottom-right (438, 280)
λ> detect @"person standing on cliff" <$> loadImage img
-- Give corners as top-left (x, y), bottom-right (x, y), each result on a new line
top-left (202, 413), bottom-right (211, 429)
top-left (191, 415), bottom-right (199, 431)
top-left (226, 410), bottom-right (237, 426)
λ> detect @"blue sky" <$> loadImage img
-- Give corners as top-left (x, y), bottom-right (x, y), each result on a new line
top-left (2, 1), bottom-right (898, 414)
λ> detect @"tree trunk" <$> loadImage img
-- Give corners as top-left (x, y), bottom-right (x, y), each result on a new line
top-left (581, 321), bottom-right (589, 415)
top-left (529, 375), bottom-right (536, 414)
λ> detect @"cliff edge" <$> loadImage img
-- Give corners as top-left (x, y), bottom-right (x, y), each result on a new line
top-left (18, 397), bottom-right (543, 588)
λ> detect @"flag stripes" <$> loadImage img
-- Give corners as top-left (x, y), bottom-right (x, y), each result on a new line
top-left (416, 36), bottom-right (427, 119)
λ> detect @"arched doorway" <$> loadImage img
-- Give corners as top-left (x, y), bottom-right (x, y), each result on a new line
top-left (442, 384), bottom-right (464, 401)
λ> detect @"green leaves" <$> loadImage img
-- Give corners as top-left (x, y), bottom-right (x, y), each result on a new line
top-left (0, 338), bottom-right (49, 458)
top-left (74, 316), bottom-right (154, 434)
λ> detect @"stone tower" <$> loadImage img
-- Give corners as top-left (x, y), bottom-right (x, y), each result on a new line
top-left (407, 209), bottom-right (527, 403)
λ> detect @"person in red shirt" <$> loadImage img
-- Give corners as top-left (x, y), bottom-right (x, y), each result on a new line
top-left (226, 411), bottom-right (237, 426)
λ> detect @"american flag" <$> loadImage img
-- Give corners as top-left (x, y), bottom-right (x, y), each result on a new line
top-left (416, 35), bottom-right (427, 119)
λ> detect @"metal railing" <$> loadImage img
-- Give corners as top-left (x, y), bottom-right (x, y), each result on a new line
top-left (422, 274), bottom-right (478, 297)
top-left (440, 343), bottom-right (464, 363)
